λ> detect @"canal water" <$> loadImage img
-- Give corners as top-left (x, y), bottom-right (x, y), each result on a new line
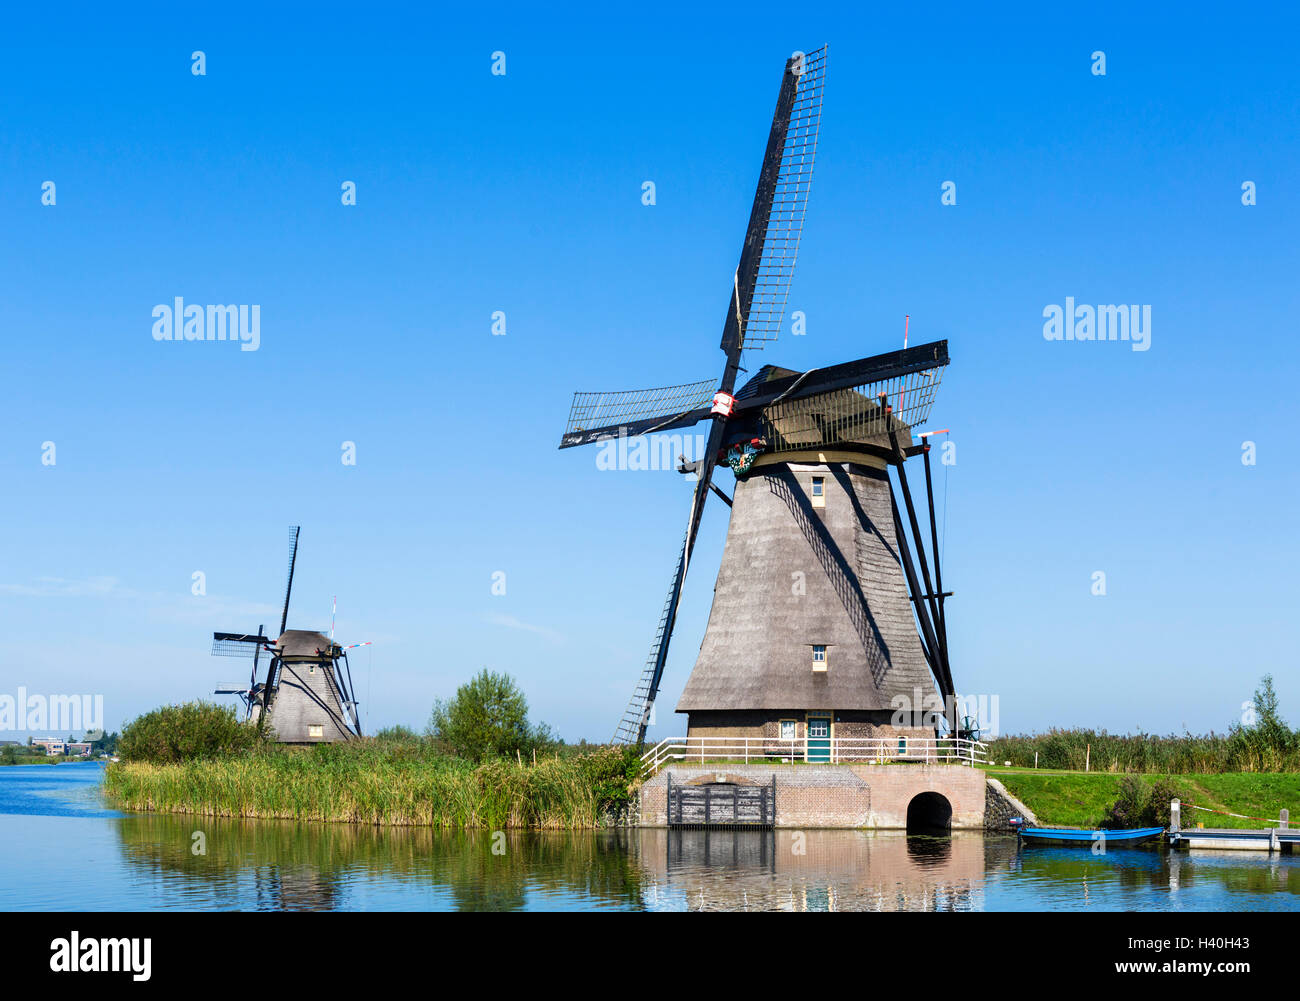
top-left (2, 762), bottom-right (1297, 911)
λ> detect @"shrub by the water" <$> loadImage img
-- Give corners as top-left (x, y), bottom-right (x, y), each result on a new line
top-left (1100, 776), bottom-right (1154, 828)
top-left (1100, 776), bottom-right (1182, 829)
top-left (575, 745), bottom-right (642, 815)
top-left (117, 701), bottom-right (265, 764)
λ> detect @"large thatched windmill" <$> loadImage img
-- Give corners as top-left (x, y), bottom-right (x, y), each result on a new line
top-left (558, 45), bottom-right (956, 747)
top-left (211, 527), bottom-right (364, 743)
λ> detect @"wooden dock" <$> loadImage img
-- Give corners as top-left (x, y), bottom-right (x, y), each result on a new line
top-left (1168, 827), bottom-right (1299, 852)
top-left (1168, 800), bottom-right (1296, 852)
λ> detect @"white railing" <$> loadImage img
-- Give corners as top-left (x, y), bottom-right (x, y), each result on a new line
top-left (641, 735), bottom-right (988, 777)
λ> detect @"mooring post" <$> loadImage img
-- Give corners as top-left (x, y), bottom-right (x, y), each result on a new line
top-left (1280, 808), bottom-right (1290, 830)
top-left (1170, 798), bottom-right (1181, 833)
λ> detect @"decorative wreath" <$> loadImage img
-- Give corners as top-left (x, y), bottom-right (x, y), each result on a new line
top-left (722, 437), bottom-right (767, 477)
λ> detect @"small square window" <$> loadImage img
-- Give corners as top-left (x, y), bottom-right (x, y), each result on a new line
top-left (779, 720), bottom-right (797, 741)
top-left (812, 645), bottom-right (826, 662)
top-left (308, 725), bottom-right (324, 739)
top-left (811, 477), bottom-right (824, 497)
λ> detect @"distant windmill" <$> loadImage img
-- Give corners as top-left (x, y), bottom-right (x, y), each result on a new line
top-left (558, 46), bottom-right (957, 747)
top-left (212, 527), bottom-right (364, 742)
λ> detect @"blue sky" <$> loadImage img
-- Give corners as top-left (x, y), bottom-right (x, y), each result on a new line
top-left (2, 2), bottom-right (1297, 742)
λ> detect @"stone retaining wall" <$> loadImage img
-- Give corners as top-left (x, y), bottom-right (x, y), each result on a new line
top-left (640, 763), bottom-right (987, 829)
top-left (983, 777), bottom-right (1039, 831)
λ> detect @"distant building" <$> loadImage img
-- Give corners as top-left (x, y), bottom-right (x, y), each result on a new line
top-left (67, 742), bottom-right (93, 757)
top-left (31, 738), bottom-right (67, 756)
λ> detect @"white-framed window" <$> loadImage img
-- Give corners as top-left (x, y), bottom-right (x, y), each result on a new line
top-left (308, 724), bottom-right (324, 739)
top-left (811, 475), bottom-right (826, 508)
top-left (779, 720), bottom-right (797, 741)
top-left (812, 644), bottom-right (827, 671)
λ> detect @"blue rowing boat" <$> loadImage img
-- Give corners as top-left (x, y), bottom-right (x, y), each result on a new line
top-left (1017, 825), bottom-right (1164, 846)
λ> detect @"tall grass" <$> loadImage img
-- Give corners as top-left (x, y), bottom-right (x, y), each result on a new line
top-left (985, 728), bottom-right (1300, 774)
top-left (104, 740), bottom-right (639, 829)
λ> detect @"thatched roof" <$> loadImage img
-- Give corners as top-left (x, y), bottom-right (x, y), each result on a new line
top-left (676, 459), bottom-right (935, 713)
top-left (274, 629), bottom-right (334, 660)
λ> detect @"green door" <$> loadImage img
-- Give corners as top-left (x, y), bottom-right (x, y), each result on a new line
top-left (807, 716), bottom-right (831, 762)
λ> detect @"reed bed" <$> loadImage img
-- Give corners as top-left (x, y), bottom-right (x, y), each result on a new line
top-left (103, 742), bottom-right (637, 829)
top-left (985, 728), bottom-right (1300, 774)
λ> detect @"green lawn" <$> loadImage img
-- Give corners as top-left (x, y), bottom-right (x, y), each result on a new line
top-left (984, 766), bottom-right (1300, 829)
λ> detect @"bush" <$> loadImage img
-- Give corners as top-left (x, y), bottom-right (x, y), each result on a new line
top-left (1100, 776), bottom-right (1181, 829)
top-left (575, 745), bottom-right (642, 814)
top-left (118, 701), bottom-right (265, 764)
top-left (1147, 778), bottom-right (1180, 828)
top-left (427, 670), bottom-right (557, 763)
top-left (1101, 776), bottom-right (1152, 828)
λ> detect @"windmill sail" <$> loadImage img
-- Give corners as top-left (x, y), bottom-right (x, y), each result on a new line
top-left (736, 46), bottom-right (826, 350)
top-left (612, 531), bottom-right (690, 744)
top-left (560, 379), bottom-right (716, 448)
top-left (279, 526), bottom-right (300, 635)
top-left (722, 46), bottom-right (827, 353)
top-left (758, 346), bottom-right (948, 450)
top-left (601, 47), bottom-right (829, 745)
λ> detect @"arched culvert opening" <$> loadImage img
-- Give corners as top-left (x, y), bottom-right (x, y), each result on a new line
top-left (906, 791), bottom-right (953, 833)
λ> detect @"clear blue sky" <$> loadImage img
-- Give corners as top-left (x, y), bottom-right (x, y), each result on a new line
top-left (2, 2), bottom-right (1297, 742)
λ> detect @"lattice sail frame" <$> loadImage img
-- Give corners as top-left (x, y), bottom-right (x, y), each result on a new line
top-left (760, 361), bottom-right (947, 451)
top-left (741, 45), bottom-right (827, 350)
top-left (212, 635), bottom-right (269, 658)
top-left (564, 379), bottom-right (716, 438)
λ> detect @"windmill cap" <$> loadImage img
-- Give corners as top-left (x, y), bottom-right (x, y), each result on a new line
top-left (274, 629), bottom-right (336, 659)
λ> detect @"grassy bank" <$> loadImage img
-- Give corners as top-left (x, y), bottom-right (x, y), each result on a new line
top-left (103, 741), bottom-right (639, 829)
top-left (986, 767), bottom-right (1300, 829)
